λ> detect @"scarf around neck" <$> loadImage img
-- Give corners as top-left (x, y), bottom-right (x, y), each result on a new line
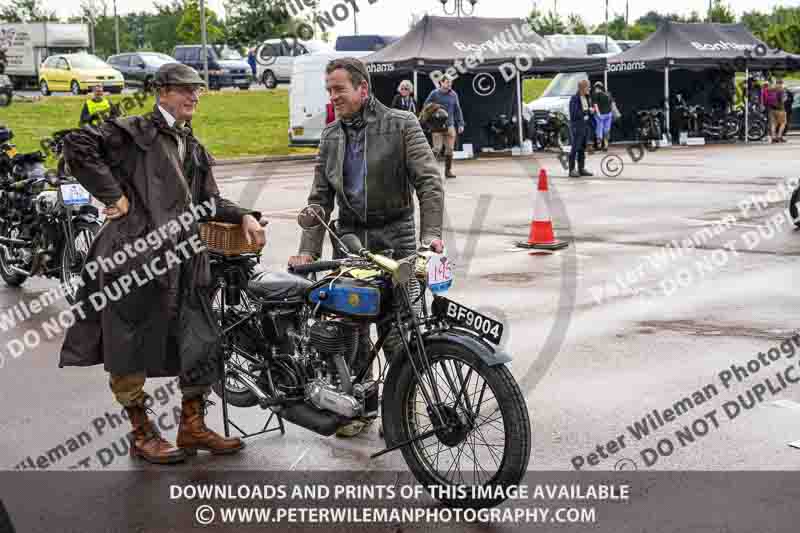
top-left (340, 95), bottom-right (375, 131)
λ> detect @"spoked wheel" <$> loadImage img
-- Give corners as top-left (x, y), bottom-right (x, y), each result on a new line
top-left (210, 282), bottom-right (263, 407)
top-left (383, 342), bottom-right (531, 509)
top-left (789, 185), bottom-right (800, 229)
top-left (60, 222), bottom-right (98, 304)
top-left (0, 223), bottom-right (29, 287)
top-left (557, 124), bottom-right (570, 151)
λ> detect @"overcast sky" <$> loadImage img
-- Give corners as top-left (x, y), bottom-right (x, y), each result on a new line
top-left (53, 0), bottom-right (794, 40)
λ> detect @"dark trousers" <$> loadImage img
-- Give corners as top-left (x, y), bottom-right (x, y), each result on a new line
top-left (569, 121), bottom-right (589, 172)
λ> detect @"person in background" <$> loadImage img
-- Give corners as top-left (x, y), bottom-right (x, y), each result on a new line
top-left (423, 75), bottom-right (464, 179)
top-left (592, 82), bottom-right (613, 152)
top-left (567, 79), bottom-right (594, 177)
top-left (391, 80), bottom-right (416, 114)
top-left (247, 47), bottom-right (257, 80)
top-left (767, 78), bottom-right (788, 143)
top-left (79, 85), bottom-right (115, 127)
top-left (782, 86), bottom-right (794, 140)
top-left (325, 100), bottom-right (336, 125)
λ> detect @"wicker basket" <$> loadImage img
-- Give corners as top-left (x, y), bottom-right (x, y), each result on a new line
top-left (199, 221), bottom-right (264, 256)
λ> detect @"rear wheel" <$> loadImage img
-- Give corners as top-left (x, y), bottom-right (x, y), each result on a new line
top-left (39, 80), bottom-right (50, 96)
top-left (0, 223), bottom-right (29, 287)
top-left (262, 70), bottom-right (277, 89)
top-left (382, 342), bottom-right (531, 509)
top-left (0, 91), bottom-right (10, 107)
top-left (557, 124), bottom-right (570, 151)
top-left (70, 80), bottom-right (82, 96)
top-left (60, 222), bottom-right (99, 304)
top-left (210, 281), bottom-right (262, 407)
top-left (748, 121), bottom-right (766, 141)
top-left (789, 185), bottom-right (800, 228)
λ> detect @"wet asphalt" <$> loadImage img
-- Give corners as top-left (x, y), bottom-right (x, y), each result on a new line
top-left (2, 139), bottom-right (800, 476)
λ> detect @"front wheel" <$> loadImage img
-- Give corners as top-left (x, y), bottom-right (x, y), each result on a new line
top-left (60, 222), bottom-right (99, 304)
top-left (557, 124), bottom-right (570, 151)
top-left (382, 342), bottom-right (531, 509)
top-left (789, 185), bottom-right (800, 228)
top-left (748, 121), bottom-right (766, 141)
top-left (0, 223), bottom-right (29, 287)
top-left (262, 71), bottom-right (277, 89)
top-left (70, 80), bottom-right (82, 96)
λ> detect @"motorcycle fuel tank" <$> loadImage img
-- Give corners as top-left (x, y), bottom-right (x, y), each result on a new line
top-left (308, 278), bottom-right (381, 317)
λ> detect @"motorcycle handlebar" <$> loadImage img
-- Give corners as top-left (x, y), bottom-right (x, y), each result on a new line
top-left (289, 260), bottom-right (343, 275)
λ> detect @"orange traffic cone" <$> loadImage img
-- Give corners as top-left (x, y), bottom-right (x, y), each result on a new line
top-left (516, 169), bottom-right (569, 250)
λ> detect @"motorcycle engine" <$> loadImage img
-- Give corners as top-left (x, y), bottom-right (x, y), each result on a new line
top-left (34, 190), bottom-right (59, 215)
top-left (305, 320), bottom-right (366, 418)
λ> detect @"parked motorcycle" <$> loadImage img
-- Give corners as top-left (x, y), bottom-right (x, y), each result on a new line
top-left (0, 74), bottom-right (12, 107)
top-left (0, 127), bottom-right (100, 303)
top-left (528, 110), bottom-right (569, 151)
top-left (696, 106), bottom-right (739, 141)
top-left (486, 114), bottom-right (517, 150)
top-left (209, 205), bottom-right (531, 509)
top-left (735, 103), bottom-right (767, 141)
top-left (635, 109), bottom-right (663, 142)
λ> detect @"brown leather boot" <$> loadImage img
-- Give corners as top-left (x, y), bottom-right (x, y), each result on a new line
top-left (445, 155), bottom-right (456, 178)
top-left (125, 406), bottom-right (186, 464)
top-left (176, 397), bottom-right (245, 455)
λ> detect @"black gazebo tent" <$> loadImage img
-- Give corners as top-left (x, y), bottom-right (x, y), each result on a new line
top-left (364, 15), bottom-right (604, 153)
top-left (605, 21), bottom-right (800, 140)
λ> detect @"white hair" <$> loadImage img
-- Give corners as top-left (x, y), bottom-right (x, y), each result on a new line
top-left (398, 80), bottom-right (414, 93)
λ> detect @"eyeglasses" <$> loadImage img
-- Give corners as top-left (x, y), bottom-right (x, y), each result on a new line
top-left (169, 85), bottom-right (206, 96)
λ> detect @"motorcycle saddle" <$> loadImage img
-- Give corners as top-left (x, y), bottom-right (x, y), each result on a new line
top-left (247, 271), bottom-right (313, 301)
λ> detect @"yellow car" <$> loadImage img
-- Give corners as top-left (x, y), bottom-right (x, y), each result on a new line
top-left (39, 53), bottom-right (125, 96)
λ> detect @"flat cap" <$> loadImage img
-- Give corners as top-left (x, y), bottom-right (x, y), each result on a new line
top-left (154, 63), bottom-right (206, 87)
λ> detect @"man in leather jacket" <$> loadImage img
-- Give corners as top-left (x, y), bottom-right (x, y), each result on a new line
top-left (288, 57), bottom-right (445, 437)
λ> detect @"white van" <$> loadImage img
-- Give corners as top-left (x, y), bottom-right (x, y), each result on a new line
top-left (525, 35), bottom-right (621, 119)
top-left (288, 51), bottom-right (370, 147)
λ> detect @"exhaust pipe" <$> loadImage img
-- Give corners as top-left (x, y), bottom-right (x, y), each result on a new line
top-left (0, 236), bottom-right (30, 247)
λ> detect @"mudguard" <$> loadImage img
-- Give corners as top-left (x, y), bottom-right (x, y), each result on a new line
top-left (73, 206), bottom-right (99, 225)
top-left (422, 328), bottom-right (512, 367)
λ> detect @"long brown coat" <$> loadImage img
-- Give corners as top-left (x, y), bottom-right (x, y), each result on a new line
top-left (59, 107), bottom-right (258, 380)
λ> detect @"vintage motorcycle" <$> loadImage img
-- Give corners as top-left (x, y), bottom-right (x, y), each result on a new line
top-left (527, 109), bottom-right (570, 152)
top-left (209, 205), bottom-right (531, 509)
top-left (635, 108), bottom-right (664, 142)
top-left (0, 127), bottom-right (100, 302)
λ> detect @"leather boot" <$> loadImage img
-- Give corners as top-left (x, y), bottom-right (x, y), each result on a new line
top-left (177, 397), bottom-right (245, 455)
top-left (445, 155), bottom-right (456, 178)
top-left (125, 406), bottom-right (186, 464)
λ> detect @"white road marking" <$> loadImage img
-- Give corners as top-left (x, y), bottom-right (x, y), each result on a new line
top-left (289, 446), bottom-right (311, 470)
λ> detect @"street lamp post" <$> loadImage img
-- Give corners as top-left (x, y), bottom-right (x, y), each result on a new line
top-left (113, 0), bottom-right (119, 55)
top-left (439, 0), bottom-right (478, 17)
top-left (201, 0), bottom-right (209, 88)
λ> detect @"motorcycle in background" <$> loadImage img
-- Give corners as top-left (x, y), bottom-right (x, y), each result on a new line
top-left (0, 126), bottom-right (100, 303)
top-left (527, 110), bottom-right (570, 152)
top-left (635, 109), bottom-right (663, 142)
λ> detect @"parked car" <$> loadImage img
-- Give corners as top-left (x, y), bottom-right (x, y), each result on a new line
top-left (255, 39), bottom-right (333, 89)
top-left (288, 51), bottom-right (371, 146)
top-left (334, 34), bottom-right (400, 52)
top-left (107, 51), bottom-right (175, 92)
top-left (617, 40), bottom-right (641, 51)
top-left (172, 45), bottom-right (251, 90)
top-left (39, 52), bottom-right (124, 96)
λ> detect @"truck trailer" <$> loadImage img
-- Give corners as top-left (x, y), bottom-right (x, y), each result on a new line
top-left (0, 23), bottom-right (90, 89)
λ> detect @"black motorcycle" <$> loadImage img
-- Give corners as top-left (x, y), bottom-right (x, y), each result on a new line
top-left (0, 74), bottom-right (12, 107)
top-left (486, 114), bottom-right (518, 150)
top-left (528, 109), bottom-right (570, 152)
top-left (0, 127), bottom-right (100, 303)
top-left (696, 106), bottom-right (739, 141)
top-left (635, 109), bottom-right (663, 142)
top-left (735, 103), bottom-right (767, 142)
top-left (209, 205), bottom-right (531, 509)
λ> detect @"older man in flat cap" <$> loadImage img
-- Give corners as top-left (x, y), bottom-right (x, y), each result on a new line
top-left (60, 63), bottom-right (266, 464)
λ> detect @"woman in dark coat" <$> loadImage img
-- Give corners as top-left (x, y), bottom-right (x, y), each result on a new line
top-left (391, 80), bottom-right (417, 114)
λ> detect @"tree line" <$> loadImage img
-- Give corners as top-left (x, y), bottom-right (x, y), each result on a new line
top-left (0, 0), bottom-right (798, 60)
top-left (530, 2), bottom-right (800, 54)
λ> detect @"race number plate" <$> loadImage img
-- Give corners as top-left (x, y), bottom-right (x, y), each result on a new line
top-left (60, 183), bottom-right (91, 206)
top-left (432, 296), bottom-right (503, 345)
top-left (427, 253), bottom-right (453, 294)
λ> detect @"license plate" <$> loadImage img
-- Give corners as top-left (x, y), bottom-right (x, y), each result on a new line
top-left (293, 127), bottom-right (305, 136)
top-left (432, 297), bottom-right (504, 345)
top-left (60, 183), bottom-right (91, 206)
